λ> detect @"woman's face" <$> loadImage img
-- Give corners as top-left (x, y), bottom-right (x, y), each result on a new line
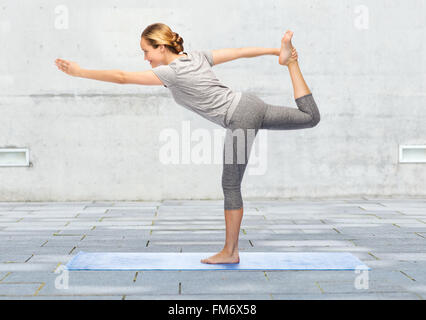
top-left (140, 37), bottom-right (163, 68)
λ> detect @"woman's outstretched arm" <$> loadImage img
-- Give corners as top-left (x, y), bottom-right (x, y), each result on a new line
top-left (55, 58), bottom-right (122, 83)
top-left (211, 47), bottom-right (279, 66)
top-left (54, 58), bottom-right (162, 85)
top-left (239, 47), bottom-right (280, 58)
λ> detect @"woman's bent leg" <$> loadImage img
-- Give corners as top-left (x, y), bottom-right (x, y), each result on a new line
top-left (261, 58), bottom-right (320, 130)
top-left (260, 93), bottom-right (320, 130)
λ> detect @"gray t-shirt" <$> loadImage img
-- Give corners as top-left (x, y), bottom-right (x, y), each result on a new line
top-left (152, 50), bottom-right (242, 128)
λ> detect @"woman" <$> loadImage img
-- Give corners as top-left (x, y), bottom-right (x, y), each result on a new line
top-left (55, 22), bottom-right (320, 265)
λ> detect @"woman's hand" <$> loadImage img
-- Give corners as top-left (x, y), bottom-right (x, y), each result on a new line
top-left (54, 58), bottom-right (82, 77)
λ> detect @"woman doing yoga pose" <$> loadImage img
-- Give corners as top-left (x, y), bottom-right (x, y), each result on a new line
top-left (55, 23), bottom-right (320, 264)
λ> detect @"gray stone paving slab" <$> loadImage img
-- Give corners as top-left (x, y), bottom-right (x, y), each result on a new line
top-left (109, 202), bottom-right (161, 207)
top-left (0, 283), bottom-right (44, 296)
top-left (265, 270), bottom-right (356, 282)
top-left (326, 219), bottom-right (421, 225)
top-left (152, 215), bottom-right (225, 220)
top-left (401, 284), bottom-right (426, 297)
top-left (0, 295), bottom-right (124, 300)
top-left (183, 277), bottom-right (321, 295)
top-left (332, 227), bottom-right (404, 235)
top-left (167, 271), bottom-right (267, 292)
top-left (0, 272), bottom-right (9, 280)
top-left (12, 202), bottom-right (91, 206)
top-left (275, 229), bottom-right (320, 235)
top-left (72, 245), bottom-right (149, 252)
top-left (230, 247), bottom-right (372, 255)
top-left (0, 269), bottom-right (128, 293)
top-left (106, 209), bottom-right (157, 214)
top-left (151, 229), bottom-right (223, 234)
top-left (11, 207), bottom-right (84, 212)
top-left (388, 224), bottom-right (426, 231)
top-left (5, 225), bottom-right (68, 231)
top-left (263, 233), bottom-right (355, 240)
top-left (65, 271), bottom-right (136, 285)
top-left (145, 240), bottom-right (246, 246)
top-left (124, 294), bottom-right (272, 300)
top-left (381, 203), bottom-right (426, 208)
top-left (0, 212), bottom-right (33, 217)
top-left (414, 232), bottom-right (426, 239)
top-left (364, 246), bottom-right (426, 254)
top-left (156, 213), bottom-right (231, 218)
top-left (41, 240), bottom-right (89, 248)
top-left (354, 238), bottom-right (426, 246)
top-left (0, 254), bottom-right (35, 263)
top-left (398, 209), bottom-right (426, 214)
top-left (101, 218), bottom-right (156, 223)
top-left (371, 252), bottom-right (426, 261)
top-left (30, 246), bottom-right (78, 256)
top-left (78, 208), bottom-right (109, 213)
top-left (245, 224), bottom-right (338, 230)
top-left (68, 221), bottom-right (153, 227)
top-left (130, 247), bottom-right (185, 252)
top-left (251, 240), bottom-right (356, 247)
top-left (316, 279), bottom-right (409, 294)
top-left (37, 283), bottom-right (174, 296)
top-left (143, 232), bottom-right (347, 241)
top-left (4, 224), bottom-right (67, 230)
top-left (158, 211), bottom-right (225, 216)
top-left (125, 233), bottom-right (225, 240)
top-left (1, 199), bottom-right (426, 299)
top-left (72, 213), bottom-right (109, 219)
top-left (0, 219), bottom-right (24, 224)
top-left (0, 263), bottom-right (54, 272)
top-left (36, 270), bottom-right (179, 296)
top-left (86, 229), bottom-right (152, 237)
top-left (0, 245), bottom-right (46, 253)
top-left (363, 197), bottom-right (426, 201)
top-left (367, 269), bottom-right (419, 284)
top-left (22, 258), bottom-right (69, 272)
top-left (1, 271), bottom-right (59, 284)
top-left (91, 225), bottom-right (225, 231)
top-left (272, 292), bottom-right (422, 300)
top-left (172, 244), bottom-right (255, 252)
top-left (361, 259), bottom-right (423, 269)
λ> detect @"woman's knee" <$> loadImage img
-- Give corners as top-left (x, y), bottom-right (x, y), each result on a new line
top-left (222, 180), bottom-right (241, 193)
top-left (311, 110), bottom-right (321, 127)
top-left (222, 182), bottom-right (242, 208)
top-left (297, 94), bottom-right (320, 127)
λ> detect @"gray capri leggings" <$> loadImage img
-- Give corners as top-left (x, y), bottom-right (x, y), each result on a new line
top-left (222, 92), bottom-right (320, 210)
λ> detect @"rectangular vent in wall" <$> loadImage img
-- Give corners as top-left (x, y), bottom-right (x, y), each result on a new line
top-left (399, 145), bottom-right (426, 163)
top-left (0, 148), bottom-right (30, 167)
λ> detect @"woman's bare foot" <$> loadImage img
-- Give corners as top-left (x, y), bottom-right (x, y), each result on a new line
top-left (201, 249), bottom-right (240, 264)
top-left (279, 30), bottom-right (298, 66)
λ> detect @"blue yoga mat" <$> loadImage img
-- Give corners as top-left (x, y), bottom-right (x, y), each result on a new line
top-left (65, 251), bottom-right (370, 271)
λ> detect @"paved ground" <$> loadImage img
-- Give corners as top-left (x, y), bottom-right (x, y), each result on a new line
top-left (0, 197), bottom-right (425, 300)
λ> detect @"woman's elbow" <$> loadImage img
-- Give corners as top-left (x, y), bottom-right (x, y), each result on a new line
top-left (117, 71), bottom-right (126, 84)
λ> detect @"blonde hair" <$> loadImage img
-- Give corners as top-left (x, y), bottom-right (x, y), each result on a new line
top-left (141, 23), bottom-right (185, 55)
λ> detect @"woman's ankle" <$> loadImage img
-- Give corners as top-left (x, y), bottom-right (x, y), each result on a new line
top-left (223, 245), bottom-right (239, 255)
top-left (287, 60), bottom-right (299, 68)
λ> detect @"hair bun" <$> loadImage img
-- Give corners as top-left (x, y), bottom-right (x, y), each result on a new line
top-left (173, 32), bottom-right (182, 43)
top-left (172, 32), bottom-right (184, 53)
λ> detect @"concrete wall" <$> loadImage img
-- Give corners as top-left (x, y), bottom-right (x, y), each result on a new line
top-left (0, 0), bottom-right (425, 201)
